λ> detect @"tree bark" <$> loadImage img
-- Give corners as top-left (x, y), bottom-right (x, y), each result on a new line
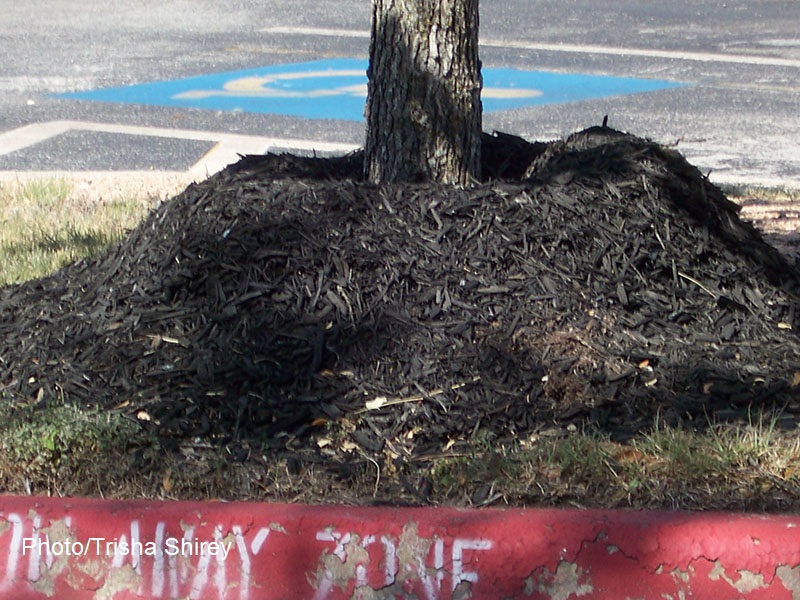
top-left (364, 0), bottom-right (482, 185)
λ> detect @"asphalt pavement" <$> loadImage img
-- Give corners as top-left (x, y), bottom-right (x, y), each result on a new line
top-left (1, 0), bottom-right (799, 188)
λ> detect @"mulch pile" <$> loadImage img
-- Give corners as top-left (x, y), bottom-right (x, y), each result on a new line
top-left (2, 127), bottom-right (799, 475)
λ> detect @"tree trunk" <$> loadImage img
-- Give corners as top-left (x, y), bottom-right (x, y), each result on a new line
top-left (364, 0), bottom-right (482, 185)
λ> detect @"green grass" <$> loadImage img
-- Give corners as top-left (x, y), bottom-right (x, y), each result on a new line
top-left (0, 402), bottom-right (141, 496)
top-left (430, 411), bottom-right (800, 510)
top-left (0, 179), bottom-right (150, 286)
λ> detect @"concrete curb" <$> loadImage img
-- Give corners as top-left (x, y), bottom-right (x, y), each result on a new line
top-left (1, 495), bottom-right (800, 599)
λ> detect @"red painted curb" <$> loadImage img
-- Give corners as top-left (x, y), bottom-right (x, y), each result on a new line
top-left (1, 495), bottom-right (800, 599)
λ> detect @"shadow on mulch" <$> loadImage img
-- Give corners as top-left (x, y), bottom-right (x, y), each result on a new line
top-left (1, 127), bottom-right (799, 501)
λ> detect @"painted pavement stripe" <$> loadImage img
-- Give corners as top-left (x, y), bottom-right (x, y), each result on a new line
top-left (0, 121), bottom-right (359, 178)
top-left (2, 495), bottom-right (800, 599)
top-left (0, 121), bottom-right (359, 155)
top-left (262, 26), bottom-right (800, 69)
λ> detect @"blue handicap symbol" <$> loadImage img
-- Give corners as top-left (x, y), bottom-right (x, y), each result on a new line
top-left (58, 58), bottom-right (683, 121)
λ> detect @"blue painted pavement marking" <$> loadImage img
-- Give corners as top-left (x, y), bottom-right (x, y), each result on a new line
top-left (57, 58), bottom-right (684, 121)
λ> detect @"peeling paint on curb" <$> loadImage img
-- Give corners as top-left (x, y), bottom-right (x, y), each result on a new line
top-left (2, 496), bottom-right (800, 599)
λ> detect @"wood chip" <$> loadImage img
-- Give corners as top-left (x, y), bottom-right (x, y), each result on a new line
top-left (1, 126), bottom-right (799, 468)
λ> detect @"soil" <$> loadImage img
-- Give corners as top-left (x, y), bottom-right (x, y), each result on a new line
top-left (1, 127), bottom-right (799, 505)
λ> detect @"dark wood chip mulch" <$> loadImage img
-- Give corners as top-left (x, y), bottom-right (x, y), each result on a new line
top-left (2, 127), bottom-right (799, 472)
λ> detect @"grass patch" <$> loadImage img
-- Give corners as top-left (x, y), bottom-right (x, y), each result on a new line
top-left (0, 401), bottom-right (141, 496)
top-left (5, 400), bottom-right (799, 508)
top-left (0, 397), bottom-right (377, 502)
top-left (0, 178), bottom-right (151, 286)
top-left (430, 412), bottom-right (800, 510)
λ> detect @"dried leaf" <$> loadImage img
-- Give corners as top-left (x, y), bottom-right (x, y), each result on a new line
top-left (162, 468), bottom-right (173, 493)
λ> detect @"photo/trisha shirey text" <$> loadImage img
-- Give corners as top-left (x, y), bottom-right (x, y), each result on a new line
top-left (21, 535), bottom-right (233, 560)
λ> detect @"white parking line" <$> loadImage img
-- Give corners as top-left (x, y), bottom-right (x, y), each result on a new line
top-left (262, 25), bottom-right (800, 69)
top-left (0, 121), bottom-right (359, 177)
